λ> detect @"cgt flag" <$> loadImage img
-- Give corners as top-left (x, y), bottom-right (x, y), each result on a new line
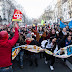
top-left (12, 9), bottom-right (22, 21)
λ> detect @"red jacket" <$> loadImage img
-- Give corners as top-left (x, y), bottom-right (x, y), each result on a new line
top-left (0, 28), bottom-right (19, 67)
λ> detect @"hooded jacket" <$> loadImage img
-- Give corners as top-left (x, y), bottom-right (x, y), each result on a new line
top-left (0, 28), bottom-right (19, 67)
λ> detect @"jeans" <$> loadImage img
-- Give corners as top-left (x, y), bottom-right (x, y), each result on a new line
top-left (19, 50), bottom-right (24, 66)
top-left (16, 50), bottom-right (24, 66)
top-left (0, 66), bottom-right (13, 72)
top-left (28, 52), bottom-right (38, 66)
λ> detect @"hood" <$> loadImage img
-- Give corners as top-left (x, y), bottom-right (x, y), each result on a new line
top-left (0, 31), bottom-right (8, 47)
top-left (0, 31), bottom-right (8, 40)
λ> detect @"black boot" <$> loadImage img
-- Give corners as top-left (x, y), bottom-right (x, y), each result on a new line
top-left (20, 65), bottom-right (24, 69)
top-left (35, 58), bottom-right (38, 67)
top-left (29, 60), bottom-right (33, 66)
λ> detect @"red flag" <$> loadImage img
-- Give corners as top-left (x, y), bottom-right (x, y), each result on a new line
top-left (12, 9), bottom-right (22, 21)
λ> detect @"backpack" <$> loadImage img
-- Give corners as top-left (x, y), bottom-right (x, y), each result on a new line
top-left (41, 40), bottom-right (48, 48)
top-left (41, 39), bottom-right (54, 49)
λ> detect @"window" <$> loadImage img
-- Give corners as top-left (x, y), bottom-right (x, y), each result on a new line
top-left (62, 0), bottom-right (67, 4)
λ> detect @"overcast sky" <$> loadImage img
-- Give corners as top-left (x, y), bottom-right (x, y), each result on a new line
top-left (16, 0), bottom-right (57, 18)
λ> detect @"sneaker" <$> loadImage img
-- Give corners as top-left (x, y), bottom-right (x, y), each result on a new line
top-left (50, 66), bottom-right (54, 71)
top-left (45, 60), bottom-right (48, 64)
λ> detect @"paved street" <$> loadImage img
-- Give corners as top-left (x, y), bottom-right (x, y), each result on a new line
top-left (68, 57), bottom-right (72, 64)
top-left (13, 56), bottom-right (72, 72)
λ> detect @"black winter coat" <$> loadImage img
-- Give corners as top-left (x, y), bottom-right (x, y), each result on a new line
top-left (58, 35), bottom-right (72, 49)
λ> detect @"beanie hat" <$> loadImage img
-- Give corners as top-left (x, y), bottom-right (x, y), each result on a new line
top-left (0, 31), bottom-right (8, 40)
top-left (26, 33), bottom-right (31, 38)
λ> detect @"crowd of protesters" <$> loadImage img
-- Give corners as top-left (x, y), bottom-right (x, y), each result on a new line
top-left (0, 22), bottom-right (72, 72)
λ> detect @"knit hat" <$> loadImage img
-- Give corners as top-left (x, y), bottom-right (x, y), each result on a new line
top-left (26, 33), bottom-right (31, 38)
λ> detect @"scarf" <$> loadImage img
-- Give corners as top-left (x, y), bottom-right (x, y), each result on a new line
top-left (26, 40), bottom-right (31, 45)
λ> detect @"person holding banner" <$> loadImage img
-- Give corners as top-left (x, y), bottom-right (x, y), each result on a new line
top-left (42, 38), bottom-right (56, 71)
top-left (15, 33), bottom-right (25, 69)
top-left (58, 34), bottom-right (72, 62)
top-left (0, 22), bottom-right (19, 72)
top-left (24, 33), bottom-right (40, 67)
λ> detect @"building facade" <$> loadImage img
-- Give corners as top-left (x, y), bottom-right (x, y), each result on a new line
top-left (0, 0), bottom-right (16, 25)
top-left (37, 0), bottom-right (72, 24)
top-left (68, 0), bottom-right (72, 18)
top-left (54, 0), bottom-right (72, 22)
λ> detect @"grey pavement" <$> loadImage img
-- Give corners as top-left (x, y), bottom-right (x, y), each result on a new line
top-left (13, 57), bottom-right (72, 72)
